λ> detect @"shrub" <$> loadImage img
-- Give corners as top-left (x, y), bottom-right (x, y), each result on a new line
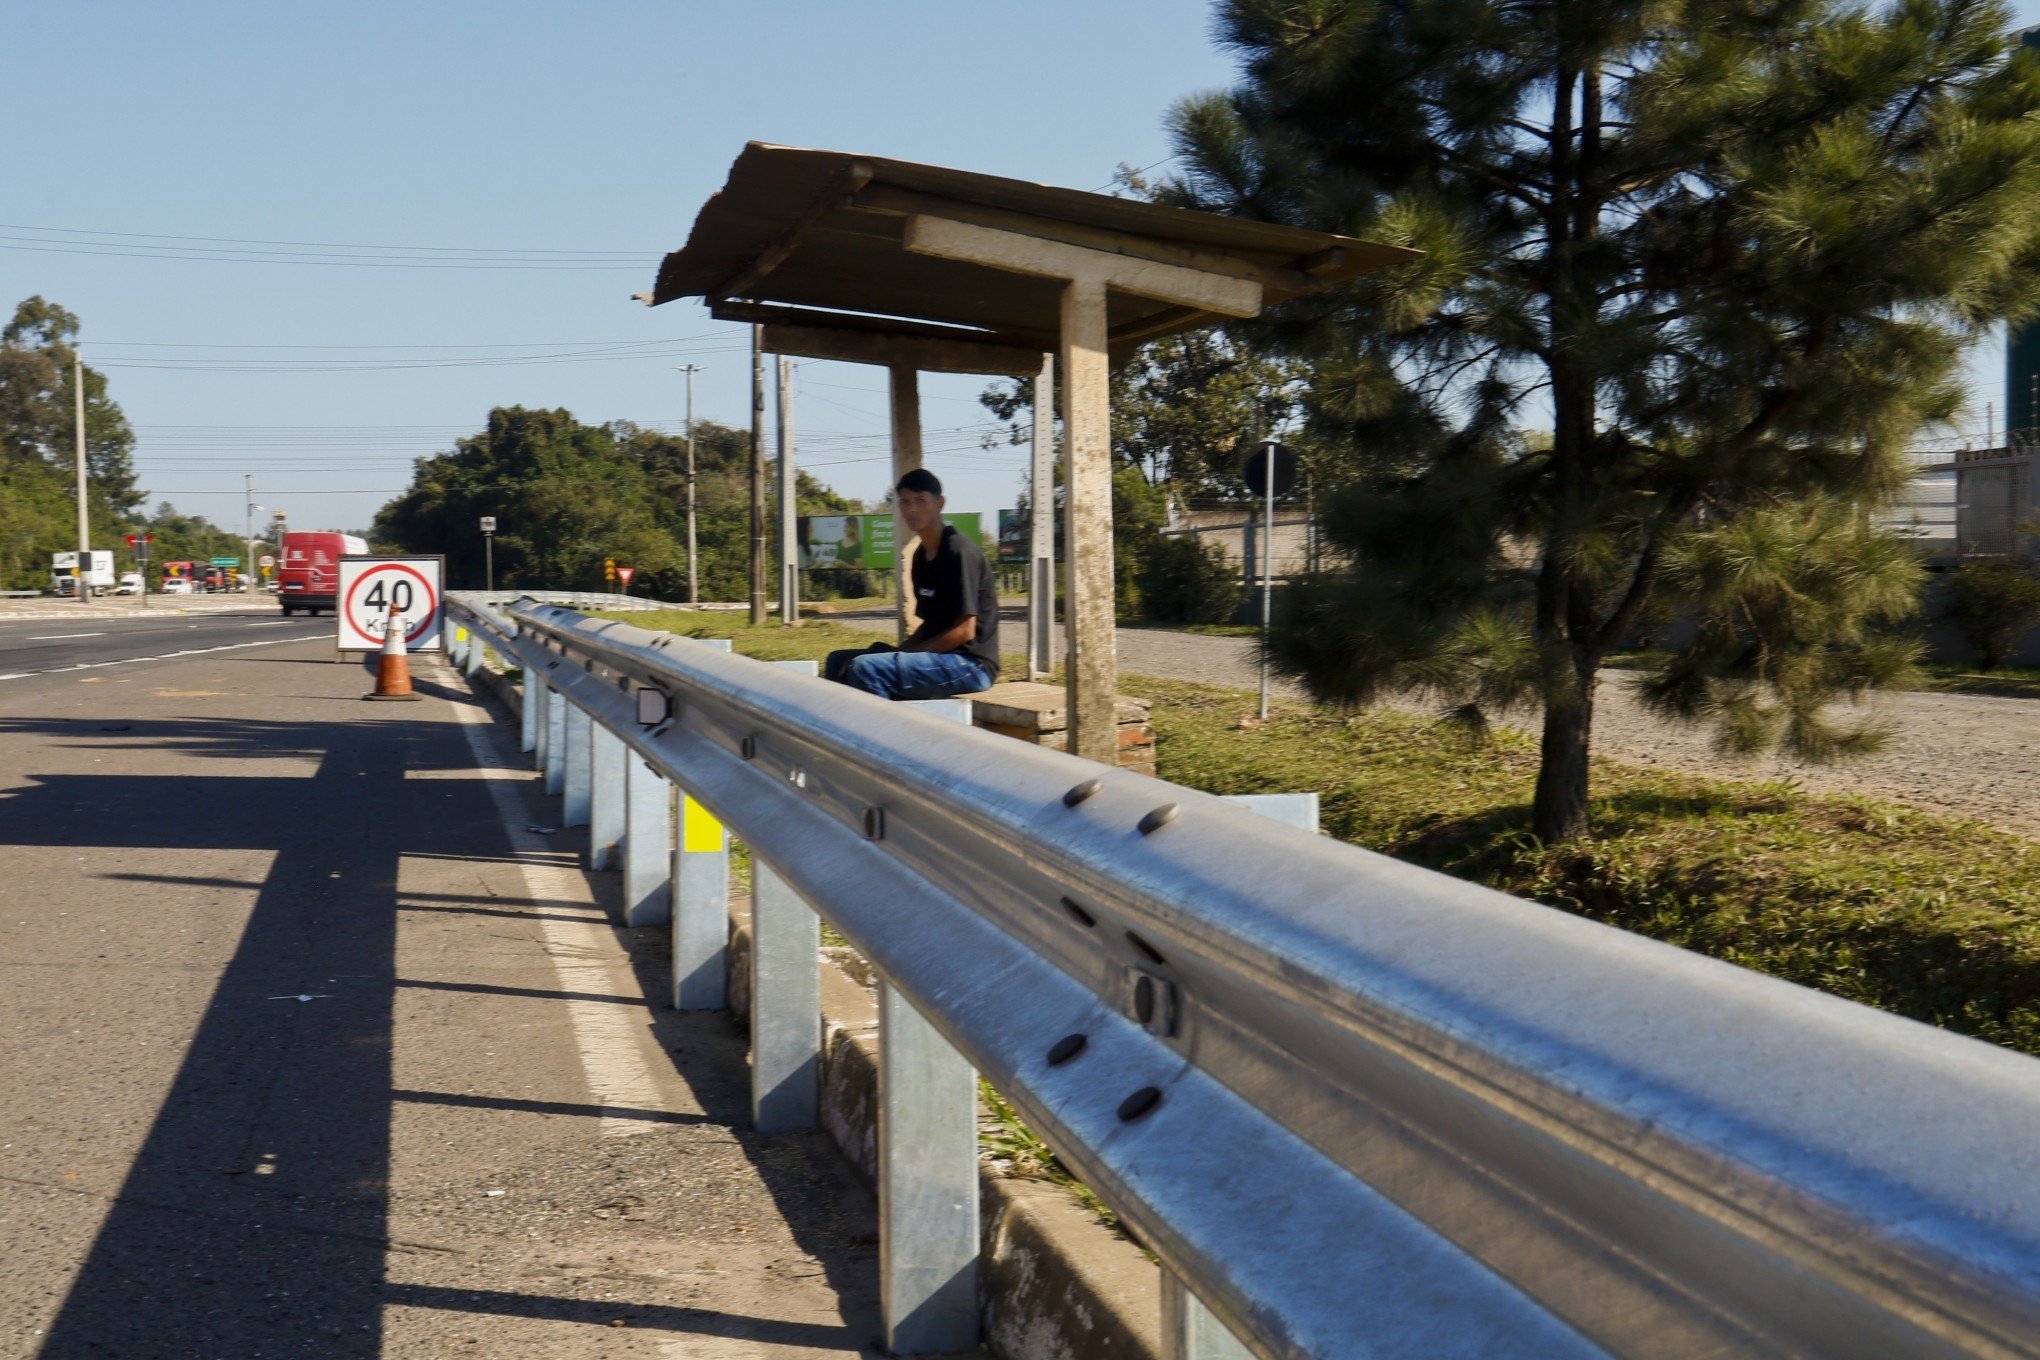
top-left (1137, 534), bottom-right (1244, 624)
top-left (1944, 561), bottom-right (2040, 670)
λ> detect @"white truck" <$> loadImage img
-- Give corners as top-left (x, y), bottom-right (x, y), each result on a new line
top-left (51, 550), bottom-right (115, 598)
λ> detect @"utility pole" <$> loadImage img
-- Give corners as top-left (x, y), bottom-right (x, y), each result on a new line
top-left (244, 474), bottom-right (257, 594)
top-left (679, 363), bottom-right (701, 605)
top-left (749, 326), bottom-right (767, 626)
top-left (73, 357), bottom-right (89, 587)
top-left (777, 355), bottom-right (798, 624)
top-left (1029, 354), bottom-right (1055, 680)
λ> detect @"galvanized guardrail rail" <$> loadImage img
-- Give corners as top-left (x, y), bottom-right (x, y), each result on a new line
top-left (443, 591), bottom-right (2040, 1360)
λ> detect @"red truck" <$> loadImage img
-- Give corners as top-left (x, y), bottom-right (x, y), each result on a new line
top-left (277, 531), bottom-right (368, 616)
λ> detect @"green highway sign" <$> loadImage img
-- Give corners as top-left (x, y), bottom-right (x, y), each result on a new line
top-left (210, 556), bottom-right (240, 567)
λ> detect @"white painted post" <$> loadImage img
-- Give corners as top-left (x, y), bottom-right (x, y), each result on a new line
top-left (1029, 353), bottom-right (1055, 681)
top-left (1153, 791), bottom-right (1322, 1360)
top-left (671, 792), bottom-right (729, 1010)
top-left (881, 697), bottom-right (979, 1354)
top-left (520, 670), bottom-right (540, 754)
top-left (562, 703), bottom-right (592, 829)
top-left (670, 636), bottom-right (735, 1009)
top-left (588, 722), bottom-right (625, 870)
top-left (622, 751), bottom-right (671, 926)
top-left (890, 366), bottom-right (923, 644)
top-left (1060, 277), bottom-right (1118, 762)
top-left (751, 658), bottom-right (821, 1133)
top-left (543, 680), bottom-right (566, 795)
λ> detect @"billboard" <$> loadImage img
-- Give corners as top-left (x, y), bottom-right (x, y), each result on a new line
top-left (797, 513), bottom-right (982, 569)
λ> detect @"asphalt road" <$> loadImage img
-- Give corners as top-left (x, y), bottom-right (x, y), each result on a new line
top-left (0, 605), bottom-right (330, 679)
top-left (0, 636), bottom-right (892, 1358)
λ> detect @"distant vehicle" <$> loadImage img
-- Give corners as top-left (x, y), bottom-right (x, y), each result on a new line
top-left (51, 550), bottom-right (114, 597)
top-left (161, 577), bottom-right (193, 596)
top-left (114, 572), bottom-right (143, 596)
top-left (278, 531), bottom-right (368, 615)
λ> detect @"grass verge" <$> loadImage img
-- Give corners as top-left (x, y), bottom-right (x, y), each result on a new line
top-left (1143, 676), bottom-right (2038, 1057)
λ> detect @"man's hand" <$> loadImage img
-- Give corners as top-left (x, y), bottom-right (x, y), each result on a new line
top-left (904, 614), bottom-right (976, 654)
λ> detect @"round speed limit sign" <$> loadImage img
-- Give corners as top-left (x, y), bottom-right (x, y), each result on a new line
top-left (336, 555), bottom-right (444, 652)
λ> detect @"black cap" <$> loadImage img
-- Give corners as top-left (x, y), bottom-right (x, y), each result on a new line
top-left (896, 468), bottom-right (943, 497)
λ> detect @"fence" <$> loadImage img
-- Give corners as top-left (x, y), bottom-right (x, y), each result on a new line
top-left (443, 591), bottom-right (2040, 1360)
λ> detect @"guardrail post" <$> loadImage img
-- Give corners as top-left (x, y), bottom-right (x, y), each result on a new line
top-left (543, 676), bottom-right (567, 795)
top-left (520, 669), bottom-right (540, 754)
top-left (669, 636), bottom-right (735, 1010)
top-left (462, 634), bottom-right (484, 679)
top-left (588, 722), bottom-right (625, 870)
top-left (622, 751), bottom-right (672, 927)
top-left (1153, 792), bottom-right (1324, 1360)
top-left (672, 794), bottom-right (729, 1010)
top-left (879, 694), bottom-right (980, 1354)
top-left (750, 858), bottom-right (819, 1134)
top-left (750, 658), bottom-right (821, 1134)
top-left (563, 702), bottom-right (593, 828)
top-left (1160, 1274), bottom-right (1253, 1360)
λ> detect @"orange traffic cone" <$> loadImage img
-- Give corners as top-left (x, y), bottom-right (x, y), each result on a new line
top-left (364, 604), bottom-right (422, 702)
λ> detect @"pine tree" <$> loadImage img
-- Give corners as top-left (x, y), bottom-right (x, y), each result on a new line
top-left (1168, 0), bottom-right (2040, 841)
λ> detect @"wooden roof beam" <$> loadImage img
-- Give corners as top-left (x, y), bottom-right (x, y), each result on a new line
top-left (710, 160), bottom-right (876, 303)
top-left (901, 215), bottom-right (1264, 318)
top-left (850, 183), bottom-right (1321, 298)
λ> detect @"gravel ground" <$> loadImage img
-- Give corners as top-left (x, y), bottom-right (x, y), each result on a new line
top-left (1104, 626), bottom-right (2040, 839)
top-left (832, 605), bottom-right (2039, 836)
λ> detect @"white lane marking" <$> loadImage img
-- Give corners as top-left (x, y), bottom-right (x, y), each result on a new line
top-left (26, 632), bottom-right (105, 640)
top-left (244, 621), bottom-right (290, 627)
top-left (0, 634), bottom-right (313, 679)
top-left (444, 674), bottom-right (673, 1139)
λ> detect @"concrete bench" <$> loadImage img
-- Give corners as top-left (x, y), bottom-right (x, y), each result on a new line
top-left (970, 681), bottom-right (1155, 776)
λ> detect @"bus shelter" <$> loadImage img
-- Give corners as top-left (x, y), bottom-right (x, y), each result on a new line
top-left (648, 142), bottom-right (1414, 760)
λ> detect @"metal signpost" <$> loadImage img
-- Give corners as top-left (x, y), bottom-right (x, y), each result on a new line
top-left (1241, 438), bottom-right (1296, 721)
top-left (124, 533), bottom-right (153, 610)
top-left (334, 555), bottom-right (445, 653)
top-left (479, 515), bottom-right (496, 591)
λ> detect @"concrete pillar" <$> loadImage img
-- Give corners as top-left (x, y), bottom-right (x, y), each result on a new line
top-left (890, 365), bottom-right (922, 644)
top-left (1060, 277), bottom-right (1118, 762)
top-left (520, 670), bottom-right (540, 754)
top-left (1029, 353), bottom-right (1056, 681)
top-left (543, 682), bottom-right (566, 795)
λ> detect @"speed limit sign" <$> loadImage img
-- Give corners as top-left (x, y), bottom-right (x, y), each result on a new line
top-left (336, 556), bottom-right (444, 652)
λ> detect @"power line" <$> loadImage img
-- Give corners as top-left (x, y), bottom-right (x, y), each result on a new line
top-left (0, 222), bottom-right (650, 254)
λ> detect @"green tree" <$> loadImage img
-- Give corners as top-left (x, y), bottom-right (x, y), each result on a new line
top-left (372, 407), bottom-right (860, 602)
top-left (1168, 0), bottom-right (2040, 841)
top-left (1943, 559), bottom-right (2040, 669)
top-left (0, 297), bottom-right (142, 588)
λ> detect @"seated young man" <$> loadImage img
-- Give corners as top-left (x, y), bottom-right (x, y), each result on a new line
top-left (826, 468), bottom-right (999, 700)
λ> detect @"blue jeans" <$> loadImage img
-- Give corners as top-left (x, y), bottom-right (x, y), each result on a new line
top-left (830, 647), bottom-right (993, 700)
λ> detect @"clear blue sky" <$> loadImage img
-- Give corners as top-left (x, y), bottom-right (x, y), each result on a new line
top-left (8, 1), bottom-right (2040, 542)
top-left (5, 0), bottom-right (1237, 538)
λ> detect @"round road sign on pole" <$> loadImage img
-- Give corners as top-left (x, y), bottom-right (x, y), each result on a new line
top-left (1241, 439), bottom-right (1297, 498)
top-left (336, 555), bottom-right (445, 652)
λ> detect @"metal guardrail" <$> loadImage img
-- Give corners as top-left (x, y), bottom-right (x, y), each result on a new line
top-left (457, 588), bottom-right (697, 613)
top-left (442, 591), bottom-right (2040, 1360)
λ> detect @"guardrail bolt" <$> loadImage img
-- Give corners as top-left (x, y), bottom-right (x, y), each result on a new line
top-left (1134, 975), bottom-right (1156, 1024)
top-left (1046, 1033), bottom-right (1086, 1066)
top-left (1117, 1087), bottom-right (1162, 1122)
top-left (1063, 778), bottom-right (1102, 807)
top-left (1137, 803), bottom-right (1180, 835)
top-left (1059, 897), bottom-right (1096, 928)
top-left (862, 807), bottom-right (885, 839)
top-left (740, 735), bottom-right (757, 760)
